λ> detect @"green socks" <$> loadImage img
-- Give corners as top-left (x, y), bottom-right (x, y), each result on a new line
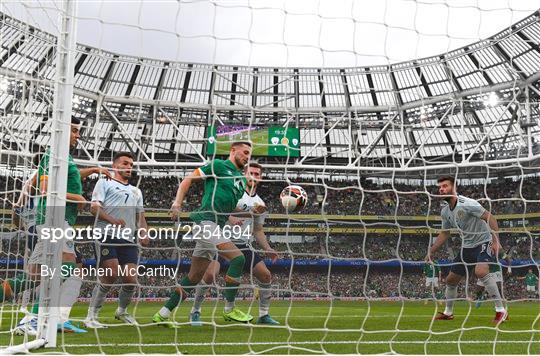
top-left (224, 255), bottom-right (245, 302)
top-left (162, 255), bottom-right (245, 312)
top-left (164, 276), bottom-right (198, 312)
top-left (61, 262), bottom-right (76, 278)
top-left (164, 290), bottom-right (181, 312)
top-left (32, 301), bottom-right (39, 314)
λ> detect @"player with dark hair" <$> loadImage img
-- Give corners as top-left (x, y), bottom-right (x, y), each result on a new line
top-left (189, 161), bottom-right (279, 325)
top-left (427, 176), bottom-right (508, 324)
top-left (153, 141), bottom-right (258, 326)
top-left (84, 152), bottom-right (148, 328)
top-left (1, 117), bottom-right (111, 333)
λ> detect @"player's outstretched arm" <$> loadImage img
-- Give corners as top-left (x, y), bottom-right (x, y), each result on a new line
top-left (66, 193), bottom-right (87, 211)
top-left (170, 168), bottom-right (202, 220)
top-left (481, 211), bottom-right (500, 253)
top-left (426, 230), bottom-right (450, 261)
top-left (231, 203), bottom-right (267, 218)
top-left (252, 223), bottom-right (278, 263)
top-left (14, 171), bottom-right (37, 208)
top-left (79, 166), bottom-right (112, 180)
top-left (38, 171), bottom-right (86, 210)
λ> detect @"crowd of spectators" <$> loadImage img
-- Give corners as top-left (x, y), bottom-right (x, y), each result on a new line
top-left (1, 174), bottom-right (538, 303)
top-left (73, 267), bottom-right (537, 302)
top-left (70, 175), bottom-right (540, 216)
top-left (20, 233), bottom-right (530, 265)
top-left (1, 173), bottom-right (539, 217)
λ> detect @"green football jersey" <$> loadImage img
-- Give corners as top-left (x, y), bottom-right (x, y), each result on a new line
top-left (423, 263), bottom-right (440, 278)
top-left (36, 149), bottom-right (82, 226)
top-left (190, 159), bottom-right (247, 227)
top-left (525, 273), bottom-right (537, 286)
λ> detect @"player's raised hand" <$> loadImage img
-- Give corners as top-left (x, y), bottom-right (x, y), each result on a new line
top-left (90, 167), bottom-right (112, 179)
top-left (96, 167), bottom-right (112, 179)
top-left (170, 201), bottom-right (182, 220)
top-left (252, 203), bottom-right (267, 215)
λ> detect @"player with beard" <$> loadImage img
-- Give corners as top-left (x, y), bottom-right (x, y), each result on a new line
top-left (153, 141), bottom-right (257, 326)
top-left (426, 176), bottom-right (507, 324)
top-left (189, 161), bottom-right (279, 325)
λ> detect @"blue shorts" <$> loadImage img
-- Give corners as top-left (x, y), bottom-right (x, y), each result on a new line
top-left (94, 242), bottom-right (139, 266)
top-left (219, 243), bottom-right (264, 272)
top-left (450, 241), bottom-right (494, 276)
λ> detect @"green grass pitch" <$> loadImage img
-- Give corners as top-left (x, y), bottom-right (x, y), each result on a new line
top-left (1, 300), bottom-right (539, 354)
top-left (214, 128), bottom-right (268, 156)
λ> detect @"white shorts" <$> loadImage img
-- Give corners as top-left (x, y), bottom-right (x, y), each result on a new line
top-left (191, 221), bottom-right (231, 261)
top-left (476, 271), bottom-right (503, 286)
top-left (28, 223), bottom-right (76, 265)
top-left (425, 277), bottom-right (439, 287)
top-left (526, 285), bottom-right (536, 292)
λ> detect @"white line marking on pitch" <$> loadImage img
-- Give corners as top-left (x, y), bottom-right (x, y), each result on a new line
top-left (61, 340), bottom-right (540, 348)
top-left (88, 313), bottom-right (538, 321)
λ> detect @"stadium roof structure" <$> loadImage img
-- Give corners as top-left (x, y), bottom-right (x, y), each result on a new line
top-left (0, 10), bottom-right (539, 179)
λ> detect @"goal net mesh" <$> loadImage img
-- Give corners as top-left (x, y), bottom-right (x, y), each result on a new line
top-left (0, 0), bottom-right (539, 354)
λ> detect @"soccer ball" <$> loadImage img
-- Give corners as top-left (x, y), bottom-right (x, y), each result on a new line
top-left (280, 185), bottom-right (308, 212)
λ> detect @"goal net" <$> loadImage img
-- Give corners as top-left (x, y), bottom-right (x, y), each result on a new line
top-left (1, 0), bottom-right (539, 354)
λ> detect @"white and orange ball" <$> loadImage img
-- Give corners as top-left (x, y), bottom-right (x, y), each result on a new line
top-left (280, 185), bottom-right (308, 212)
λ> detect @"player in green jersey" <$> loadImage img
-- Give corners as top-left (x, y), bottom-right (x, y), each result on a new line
top-left (153, 141), bottom-right (259, 326)
top-left (423, 261), bottom-right (442, 304)
top-left (518, 269), bottom-right (538, 298)
top-left (1, 117), bottom-right (110, 334)
top-left (423, 261), bottom-right (441, 288)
